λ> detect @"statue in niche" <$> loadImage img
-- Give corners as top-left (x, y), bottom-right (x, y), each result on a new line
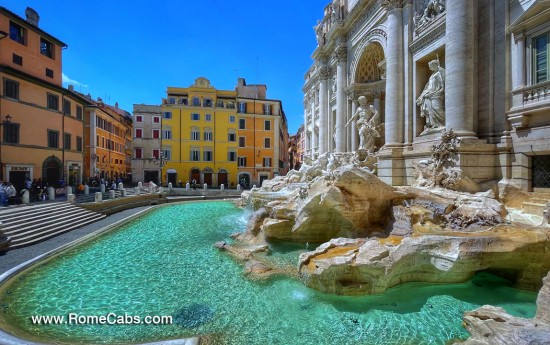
top-left (416, 59), bottom-right (445, 134)
top-left (314, 20), bottom-right (324, 46)
top-left (331, 0), bottom-right (341, 23)
top-left (345, 96), bottom-right (380, 153)
top-left (331, 75), bottom-right (337, 93)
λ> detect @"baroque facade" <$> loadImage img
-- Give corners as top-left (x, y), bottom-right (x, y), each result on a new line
top-left (303, 0), bottom-right (550, 190)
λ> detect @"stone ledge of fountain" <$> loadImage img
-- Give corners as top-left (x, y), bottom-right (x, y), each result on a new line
top-left (460, 271), bottom-right (550, 345)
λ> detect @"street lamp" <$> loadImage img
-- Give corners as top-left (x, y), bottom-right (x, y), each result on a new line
top-left (152, 151), bottom-right (167, 185)
top-left (0, 114), bottom-right (13, 181)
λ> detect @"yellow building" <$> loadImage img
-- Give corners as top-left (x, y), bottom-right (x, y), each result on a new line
top-left (0, 6), bottom-right (86, 190)
top-left (160, 77), bottom-right (238, 187)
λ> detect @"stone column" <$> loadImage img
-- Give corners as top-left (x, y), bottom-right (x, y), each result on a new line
top-left (384, 2), bottom-right (404, 147)
top-left (303, 99), bottom-right (310, 157)
top-left (335, 46), bottom-right (347, 152)
top-left (373, 93), bottom-right (381, 113)
top-left (445, 0), bottom-right (477, 137)
top-left (318, 65), bottom-right (329, 154)
top-left (511, 32), bottom-right (525, 108)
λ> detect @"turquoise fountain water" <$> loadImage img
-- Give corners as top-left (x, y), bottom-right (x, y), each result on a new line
top-left (0, 201), bottom-right (537, 344)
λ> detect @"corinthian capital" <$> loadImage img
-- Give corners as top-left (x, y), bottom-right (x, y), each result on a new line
top-left (333, 46), bottom-right (347, 62)
top-left (318, 66), bottom-right (330, 80)
top-left (382, 0), bottom-right (404, 11)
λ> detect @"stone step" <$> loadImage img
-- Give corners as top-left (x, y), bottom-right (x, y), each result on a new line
top-left (0, 203), bottom-right (75, 224)
top-left (522, 202), bottom-right (546, 216)
top-left (3, 207), bottom-right (100, 234)
top-left (529, 198), bottom-right (550, 205)
top-left (9, 214), bottom-right (106, 248)
top-left (0, 202), bottom-right (71, 219)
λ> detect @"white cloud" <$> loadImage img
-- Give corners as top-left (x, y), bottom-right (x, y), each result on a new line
top-left (62, 73), bottom-right (88, 88)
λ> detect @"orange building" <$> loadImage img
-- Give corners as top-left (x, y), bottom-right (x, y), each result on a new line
top-left (0, 6), bottom-right (86, 190)
top-left (75, 93), bottom-right (132, 182)
top-left (235, 78), bottom-right (289, 187)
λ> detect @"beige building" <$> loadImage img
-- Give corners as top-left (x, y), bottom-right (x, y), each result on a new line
top-left (303, 0), bottom-right (550, 191)
top-left (131, 104), bottom-right (162, 184)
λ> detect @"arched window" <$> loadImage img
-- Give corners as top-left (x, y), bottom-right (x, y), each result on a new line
top-left (355, 42), bottom-right (385, 83)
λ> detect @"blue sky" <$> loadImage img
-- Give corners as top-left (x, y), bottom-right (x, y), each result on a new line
top-left (4, 0), bottom-right (329, 133)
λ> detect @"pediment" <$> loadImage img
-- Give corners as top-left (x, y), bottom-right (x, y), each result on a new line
top-left (508, 0), bottom-right (550, 34)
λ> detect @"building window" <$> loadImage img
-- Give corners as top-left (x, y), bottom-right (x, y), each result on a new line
top-left (238, 157), bottom-right (247, 167)
top-left (64, 133), bottom-right (71, 150)
top-left (191, 128), bottom-right (200, 140)
top-left (47, 130), bottom-right (59, 148)
top-left (76, 106), bottom-right (83, 120)
top-left (205, 114), bottom-right (212, 121)
top-left (204, 130), bottom-right (212, 141)
top-left (264, 138), bottom-right (271, 148)
top-left (180, 98), bottom-right (188, 105)
top-left (163, 130), bottom-right (172, 139)
top-left (153, 129), bottom-right (160, 139)
top-left (153, 116), bottom-right (160, 123)
top-left (47, 94), bottom-right (59, 110)
top-left (76, 136), bottom-right (82, 152)
top-left (134, 148), bottom-right (142, 159)
top-left (238, 102), bottom-right (246, 113)
top-left (263, 157), bottom-right (272, 167)
top-left (163, 112), bottom-right (172, 119)
top-left (153, 149), bottom-right (160, 159)
top-left (135, 128), bottom-right (143, 138)
top-left (204, 150), bottom-right (213, 161)
top-left (238, 137), bottom-right (245, 147)
top-left (192, 97), bottom-right (200, 106)
top-left (12, 54), bottom-right (22, 66)
top-left (263, 104), bottom-right (272, 115)
top-left (136, 115), bottom-right (143, 122)
top-left (264, 120), bottom-right (271, 130)
top-left (63, 99), bottom-right (71, 115)
top-left (4, 79), bottom-right (19, 99)
top-left (45, 68), bottom-right (54, 78)
top-left (162, 149), bottom-right (171, 160)
top-left (228, 132), bottom-right (236, 142)
top-left (168, 97), bottom-right (176, 104)
top-left (40, 38), bottom-right (54, 59)
top-left (9, 21), bottom-right (25, 45)
top-left (228, 151), bottom-right (236, 162)
top-left (204, 98), bottom-right (212, 107)
top-left (191, 113), bottom-right (200, 121)
top-left (239, 118), bottom-right (246, 129)
top-left (229, 115), bottom-right (236, 123)
top-left (3, 123), bottom-right (19, 144)
top-left (191, 149), bottom-right (200, 161)
top-left (534, 33), bottom-right (549, 84)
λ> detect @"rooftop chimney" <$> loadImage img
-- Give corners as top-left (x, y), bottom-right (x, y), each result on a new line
top-left (68, 85), bottom-right (74, 92)
top-left (115, 102), bottom-right (119, 108)
top-left (25, 7), bottom-right (39, 27)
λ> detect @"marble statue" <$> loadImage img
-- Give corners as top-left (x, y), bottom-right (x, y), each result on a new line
top-left (345, 96), bottom-right (380, 153)
top-left (416, 59), bottom-right (445, 133)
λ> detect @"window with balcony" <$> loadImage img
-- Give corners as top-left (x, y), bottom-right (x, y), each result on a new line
top-left (4, 79), bottom-right (19, 100)
top-left (533, 32), bottom-right (549, 84)
top-left (40, 38), bottom-right (54, 59)
top-left (9, 21), bottom-right (25, 45)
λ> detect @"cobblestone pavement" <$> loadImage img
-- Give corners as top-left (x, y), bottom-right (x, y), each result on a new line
top-left (0, 206), bottom-right (151, 275)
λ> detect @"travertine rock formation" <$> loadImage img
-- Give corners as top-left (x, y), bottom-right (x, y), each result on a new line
top-left (298, 226), bottom-right (550, 296)
top-left (461, 271), bottom-right (550, 345)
